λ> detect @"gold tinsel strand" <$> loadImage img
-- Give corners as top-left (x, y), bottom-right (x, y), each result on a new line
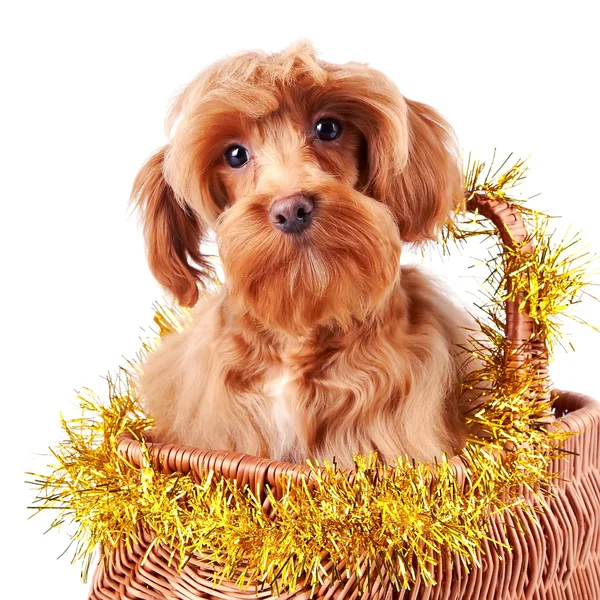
top-left (29, 154), bottom-right (598, 594)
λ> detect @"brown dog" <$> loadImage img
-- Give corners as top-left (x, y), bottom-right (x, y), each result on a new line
top-left (132, 42), bottom-right (471, 468)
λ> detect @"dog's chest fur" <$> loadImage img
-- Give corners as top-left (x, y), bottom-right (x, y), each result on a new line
top-left (263, 368), bottom-right (299, 462)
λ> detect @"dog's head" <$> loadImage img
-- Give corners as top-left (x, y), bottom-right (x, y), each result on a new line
top-left (133, 42), bottom-right (463, 334)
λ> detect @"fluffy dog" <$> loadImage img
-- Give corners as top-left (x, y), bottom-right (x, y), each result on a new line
top-left (132, 42), bottom-right (471, 468)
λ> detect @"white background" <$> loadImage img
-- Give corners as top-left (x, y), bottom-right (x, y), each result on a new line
top-left (2, 1), bottom-right (599, 598)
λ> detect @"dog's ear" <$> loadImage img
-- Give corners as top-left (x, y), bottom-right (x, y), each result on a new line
top-left (131, 146), bottom-right (215, 307)
top-left (364, 98), bottom-right (463, 242)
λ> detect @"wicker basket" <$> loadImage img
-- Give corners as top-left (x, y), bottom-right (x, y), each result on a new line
top-left (89, 196), bottom-right (600, 600)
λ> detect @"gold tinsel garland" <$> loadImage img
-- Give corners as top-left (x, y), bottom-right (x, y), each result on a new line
top-left (29, 154), bottom-right (598, 594)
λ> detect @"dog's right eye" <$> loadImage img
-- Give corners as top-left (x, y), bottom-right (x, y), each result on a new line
top-left (224, 145), bottom-right (250, 168)
top-left (314, 118), bottom-right (342, 141)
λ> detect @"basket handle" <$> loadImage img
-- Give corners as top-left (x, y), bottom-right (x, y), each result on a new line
top-left (466, 192), bottom-right (550, 403)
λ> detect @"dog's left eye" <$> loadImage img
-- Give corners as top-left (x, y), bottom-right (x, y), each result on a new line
top-left (314, 118), bottom-right (342, 141)
top-left (224, 145), bottom-right (250, 168)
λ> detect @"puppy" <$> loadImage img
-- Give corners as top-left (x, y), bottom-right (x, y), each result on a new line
top-left (132, 42), bottom-right (471, 468)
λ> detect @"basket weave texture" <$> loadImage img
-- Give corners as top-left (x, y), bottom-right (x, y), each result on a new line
top-left (89, 196), bottom-right (600, 600)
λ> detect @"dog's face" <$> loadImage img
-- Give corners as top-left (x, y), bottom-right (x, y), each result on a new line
top-left (133, 43), bottom-right (463, 334)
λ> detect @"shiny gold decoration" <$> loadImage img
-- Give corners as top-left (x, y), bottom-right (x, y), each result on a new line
top-left (29, 154), bottom-right (597, 594)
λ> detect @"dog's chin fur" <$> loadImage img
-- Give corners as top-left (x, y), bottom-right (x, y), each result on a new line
top-left (132, 41), bottom-right (471, 468)
top-left (218, 183), bottom-right (401, 335)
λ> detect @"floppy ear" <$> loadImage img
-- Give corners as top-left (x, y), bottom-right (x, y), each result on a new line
top-left (131, 146), bottom-right (215, 307)
top-left (367, 99), bottom-right (463, 242)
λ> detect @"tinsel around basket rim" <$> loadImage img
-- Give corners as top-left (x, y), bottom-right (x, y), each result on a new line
top-left (29, 154), bottom-right (598, 595)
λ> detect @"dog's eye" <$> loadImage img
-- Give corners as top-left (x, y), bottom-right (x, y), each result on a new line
top-left (314, 118), bottom-right (342, 141)
top-left (224, 145), bottom-right (250, 168)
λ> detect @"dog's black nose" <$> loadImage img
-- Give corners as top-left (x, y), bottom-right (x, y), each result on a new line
top-left (269, 194), bottom-right (314, 233)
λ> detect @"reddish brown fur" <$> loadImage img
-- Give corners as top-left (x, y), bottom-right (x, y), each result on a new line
top-left (132, 42), bottom-right (469, 467)
top-left (132, 147), bottom-right (215, 307)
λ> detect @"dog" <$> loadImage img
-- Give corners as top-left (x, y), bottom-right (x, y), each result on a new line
top-left (132, 42), bottom-right (472, 469)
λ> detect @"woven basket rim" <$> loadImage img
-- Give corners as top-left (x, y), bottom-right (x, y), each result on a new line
top-left (117, 389), bottom-right (599, 488)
